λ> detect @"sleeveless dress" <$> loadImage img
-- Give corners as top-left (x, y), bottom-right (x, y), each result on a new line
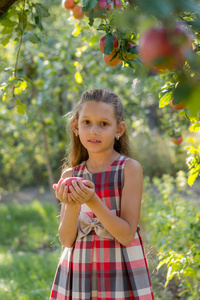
top-left (50, 155), bottom-right (154, 300)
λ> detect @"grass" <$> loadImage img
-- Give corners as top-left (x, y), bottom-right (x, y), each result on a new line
top-left (0, 199), bottom-right (61, 299)
top-left (0, 251), bottom-right (59, 300)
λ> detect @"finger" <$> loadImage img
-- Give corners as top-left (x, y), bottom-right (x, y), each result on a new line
top-left (68, 191), bottom-right (81, 205)
top-left (57, 182), bottom-right (68, 200)
top-left (76, 180), bottom-right (91, 196)
top-left (82, 180), bottom-right (95, 189)
top-left (57, 178), bottom-right (64, 189)
top-left (72, 180), bottom-right (86, 194)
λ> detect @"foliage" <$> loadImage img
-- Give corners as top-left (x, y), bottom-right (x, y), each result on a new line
top-left (142, 173), bottom-right (200, 299)
top-left (132, 131), bottom-right (188, 178)
top-left (0, 0), bottom-right (200, 187)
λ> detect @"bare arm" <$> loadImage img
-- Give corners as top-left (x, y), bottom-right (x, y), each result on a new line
top-left (69, 159), bottom-right (143, 246)
top-left (55, 169), bottom-right (80, 248)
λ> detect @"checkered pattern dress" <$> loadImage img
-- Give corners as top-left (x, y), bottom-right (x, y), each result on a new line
top-left (50, 155), bottom-right (154, 300)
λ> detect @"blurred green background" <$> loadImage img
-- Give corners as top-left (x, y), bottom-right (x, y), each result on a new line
top-left (0, 0), bottom-right (200, 299)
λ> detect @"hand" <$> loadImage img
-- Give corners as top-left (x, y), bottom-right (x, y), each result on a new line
top-left (69, 179), bottom-right (96, 205)
top-left (54, 178), bottom-right (79, 206)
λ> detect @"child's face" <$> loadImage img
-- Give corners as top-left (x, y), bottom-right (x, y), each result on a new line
top-left (77, 101), bottom-right (123, 155)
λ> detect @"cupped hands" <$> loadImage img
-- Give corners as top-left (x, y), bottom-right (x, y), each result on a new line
top-left (53, 177), bottom-right (96, 205)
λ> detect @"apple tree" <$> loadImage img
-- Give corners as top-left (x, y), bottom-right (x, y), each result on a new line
top-left (0, 0), bottom-right (200, 185)
top-left (61, 0), bottom-right (200, 185)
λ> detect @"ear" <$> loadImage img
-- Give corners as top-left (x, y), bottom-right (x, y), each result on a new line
top-left (116, 121), bottom-right (126, 139)
top-left (71, 117), bottom-right (79, 135)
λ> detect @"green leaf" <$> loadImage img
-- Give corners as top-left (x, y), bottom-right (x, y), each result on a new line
top-left (159, 92), bottom-right (173, 108)
top-left (104, 34), bottom-right (115, 55)
top-left (173, 80), bottom-right (192, 105)
top-left (16, 99), bottom-right (27, 115)
top-left (25, 33), bottom-right (41, 43)
top-left (97, 24), bottom-right (105, 31)
top-left (1, 34), bottom-right (12, 47)
top-left (2, 27), bottom-right (15, 35)
top-left (34, 3), bottom-right (50, 18)
top-left (0, 19), bottom-right (18, 28)
top-left (82, 0), bottom-right (97, 12)
top-left (34, 16), bottom-right (44, 31)
top-left (187, 87), bottom-right (200, 116)
top-left (88, 10), bottom-right (95, 26)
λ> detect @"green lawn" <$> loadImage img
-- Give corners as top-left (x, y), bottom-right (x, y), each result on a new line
top-left (0, 200), bottom-right (61, 299)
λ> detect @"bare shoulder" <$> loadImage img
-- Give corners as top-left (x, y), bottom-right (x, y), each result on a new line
top-left (61, 167), bottom-right (73, 179)
top-left (124, 158), bottom-right (143, 176)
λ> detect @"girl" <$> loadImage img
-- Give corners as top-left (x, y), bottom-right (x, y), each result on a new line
top-left (50, 89), bottom-right (154, 300)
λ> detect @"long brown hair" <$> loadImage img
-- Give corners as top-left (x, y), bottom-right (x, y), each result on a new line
top-left (62, 89), bottom-right (133, 171)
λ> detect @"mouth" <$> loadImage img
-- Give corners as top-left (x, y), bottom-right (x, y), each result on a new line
top-left (88, 139), bottom-right (101, 144)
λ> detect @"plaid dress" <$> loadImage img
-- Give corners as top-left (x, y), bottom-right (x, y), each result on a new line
top-left (50, 155), bottom-right (154, 300)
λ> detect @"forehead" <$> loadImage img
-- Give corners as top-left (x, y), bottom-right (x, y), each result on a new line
top-left (79, 101), bottom-right (116, 120)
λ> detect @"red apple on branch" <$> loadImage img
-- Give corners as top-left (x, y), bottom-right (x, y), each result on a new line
top-left (73, 5), bottom-right (84, 19)
top-left (169, 99), bottom-right (186, 110)
top-left (62, 0), bottom-right (76, 10)
top-left (103, 52), bottom-right (121, 66)
top-left (171, 136), bottom-right (183, 145)
top-left (139, 23), bottom-right (193, 72)
top-left (99, 34), bottom-right (118, 53)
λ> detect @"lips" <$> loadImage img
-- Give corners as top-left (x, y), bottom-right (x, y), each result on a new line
top-left (88, 139), bottom-right (101, 144)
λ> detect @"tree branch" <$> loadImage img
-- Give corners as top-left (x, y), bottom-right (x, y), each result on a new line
top-left (0, 0), bottom-right (17, 18)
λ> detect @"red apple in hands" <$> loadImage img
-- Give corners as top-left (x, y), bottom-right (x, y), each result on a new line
top-left (53, 177), bottom-right (85, 191)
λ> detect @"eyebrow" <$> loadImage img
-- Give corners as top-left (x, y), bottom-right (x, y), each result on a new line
top-left (81, 116), bottom-right (111, 121)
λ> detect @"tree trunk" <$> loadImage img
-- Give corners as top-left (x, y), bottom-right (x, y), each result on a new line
top-left (0, 0), bottom-right (17, 18)
top-left (41, 118), bottom-right (60, 212)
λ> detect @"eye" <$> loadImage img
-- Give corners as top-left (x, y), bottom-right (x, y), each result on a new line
top-left (100, 122), bottom-right (108, 127)
top-left (83, 120), bottom-right (90, 125)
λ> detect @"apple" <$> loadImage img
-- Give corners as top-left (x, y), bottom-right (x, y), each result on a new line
top-left (169, 99), bottom-right (186, 110)
top-left (99, 34), bottom-right (118, 53)
top-left (171, 136), bottom-right (183, 145)
top-left (62, 0), bottom-right (76, 10)
top-left (73, 5), bottom-right (84, 19)
top-left (53, 177), bottom-right (85, 191)
top-left (103, 52), bottom-right (121, 66)
top-left (139, 24), bottom-right (193, 72)
top-left (87, 0), bottom-right (122, 18)
top-left (98, 0), bottom-right (122, 12)
top-left (112, 0), bottom-right (122, 9)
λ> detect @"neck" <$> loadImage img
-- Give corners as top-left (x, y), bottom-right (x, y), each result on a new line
top-left (86, 150), bottom-right (120, 172)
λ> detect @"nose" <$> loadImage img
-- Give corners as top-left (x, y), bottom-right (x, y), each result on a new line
top-left (90, 124), bottom-right (99, 135)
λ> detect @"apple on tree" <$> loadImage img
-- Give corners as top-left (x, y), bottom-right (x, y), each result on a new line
top-left (103, 52), bottom-right (121, 66)
top-left (73, 5), bottom-right (84, 19)
top-left (139, 23), bottom-right (193, 72)
top-left (171, 136), bottom-right (183, 145)
top-left (169, 99), bottom-right (186, 110)
top-left (99, 34), bottom-right (118, 53)
top-left (85, 0), bottom-right (122, 18)
top-left (62, 0), bottom-right (76, 10)
top-left (53, 177), bottom-right (85, 192)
